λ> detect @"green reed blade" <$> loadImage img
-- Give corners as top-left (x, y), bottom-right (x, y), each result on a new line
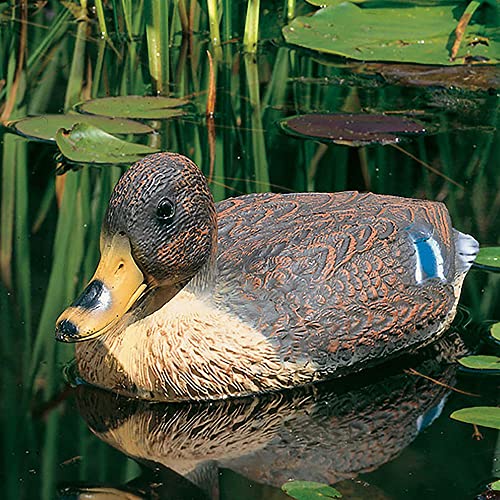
top-left (286, 0), bottom-right (296, 21)
top-left (145, 0), bottom-right (170, 94)
top-left (207, 0), bottom-right (223, 60)
top-left (32, 177), bottom-right (56, 234)
top-left (28, 172), bottom-right (80, 394)
top-left (244, 0), bottom-right (261, 53)
top-left (64, 3), bottom-right (88, 111)
top-left (244, 54), bottom-right (270, 193)
top-left (13, 136), bottom-right (32, 380)
top-left (120, 0), bottom-right (134, 39)
top-left (26, 8), bottom-right (72, 82)
top-left (28, 45), bottom-right (61, 114)
top-left (222, 0), bottom-right (232, 43)
top-left (41, 412), bottom-right (58, 500)
top-left (0, 136), bottom-right (15, 289)
top-left (95, 0), bottom-right (108, 39)
top-left (262, 47), bottom-right (289, 112)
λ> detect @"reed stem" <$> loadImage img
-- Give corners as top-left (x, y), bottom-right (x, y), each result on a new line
top-left (243, 0), bottom-right (260, 53)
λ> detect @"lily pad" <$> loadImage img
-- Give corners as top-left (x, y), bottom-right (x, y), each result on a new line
top-left (55, 123), bottom-right (160, 164)
top-left (450, 407), bottom-right (500, 430)
top-left (76, 96), bottom-right (189, 119)
top-left (283, 3), bottom-right (499, 66)
top-left (458, 355), bottom-right (500, 371)
top-left (361, 63), bottom-right (500, 92)
top-left (474, 247), bottom-right (500, 270)
top-left (491, 323), bottom-right (500, 342)
top-left (282, 481), bottom-right (342, 499)
top-left (280, 113), bottom-right (426, 146)
top-left (12, 114), bottom-right (154, 142)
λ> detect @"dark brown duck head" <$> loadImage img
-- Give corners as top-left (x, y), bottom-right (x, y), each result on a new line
top-left (55, 153), bottom-right (217, 342)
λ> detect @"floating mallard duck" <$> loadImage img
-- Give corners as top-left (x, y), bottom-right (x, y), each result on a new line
top-left (55, 153), bottom-right (478, 401)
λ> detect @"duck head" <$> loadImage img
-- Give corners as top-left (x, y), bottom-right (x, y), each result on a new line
top-left (55, 153), bottom-right (217, 342)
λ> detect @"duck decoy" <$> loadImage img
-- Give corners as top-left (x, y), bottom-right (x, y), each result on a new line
top-left (55, 153), bottom-right (479, 401)
top-left (74, 331), bottom-right (469, 497)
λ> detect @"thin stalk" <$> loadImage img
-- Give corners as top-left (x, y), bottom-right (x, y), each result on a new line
top-left (64, 1), bottom-right (89, 110)
top-left (92, 39), bottom-right (106, 97)
top-left (120, 0), bottom-right (134, 39)
top-left (94, 0), bottom-right (120, 55)
top-left (286, 0), bottom-right (296, 21)
top-left (28, 45), bottom-right (61, 114)
top-left (26, 8), bottom-right (71, 74)
top-left (13, 136), bottom-right (31, 383)
top-left (0, 138), bottom-right (15, 288)
top-left (243, 0), bottom-right (260, 54)
top-left (1, 1), bottom-right (27, 123)
top-left (145, 0), bottom-right (170, 94)
top-left (244, 53), bottom-right (270, 192)
top-left (28, 173), bottom-right (80, 394)
top-left (206, 0), bottom-right (223, 60)
top-left (176, 0), bottom-right (189, 34)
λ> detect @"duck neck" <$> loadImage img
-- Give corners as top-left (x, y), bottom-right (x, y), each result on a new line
top-left (185, 250), bottom-right (217, 296)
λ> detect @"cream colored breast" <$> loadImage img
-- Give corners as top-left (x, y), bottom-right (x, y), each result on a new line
top-left (76, 290), bottom-right (316, 401)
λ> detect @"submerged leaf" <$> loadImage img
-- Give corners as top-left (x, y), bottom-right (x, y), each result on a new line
top-left (458, 355), bottom-right (500, 371)
top-left (12, 114), bottom-right (154, 142)
top-left (282, 480), bottom-right (342, 499)
top-left (55, 123), bottom-right (160, 164)
top-left (280, 113), bottom-right (426, 146)
top-left (77, 96), bottom-right (189, 119)
top-left (450, 407), bottom-right (500, 430)
top-left (283, 3), bottom-right (499, 66)
top-left (474, 247), bottom-right (500, 270)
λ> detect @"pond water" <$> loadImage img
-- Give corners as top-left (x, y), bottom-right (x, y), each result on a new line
top-left (0, 3), bottom-right (499, 500)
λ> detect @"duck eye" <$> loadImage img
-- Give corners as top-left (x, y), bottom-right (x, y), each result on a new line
top-left (156, 199), bottom-right (175, 222)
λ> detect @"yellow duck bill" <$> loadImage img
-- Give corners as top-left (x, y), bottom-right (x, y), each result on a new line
top-left (55, 232), bottom-right (147, 342)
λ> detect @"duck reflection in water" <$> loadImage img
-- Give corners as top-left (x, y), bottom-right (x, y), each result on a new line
top-left (64, 330), bottom-right (472, 500)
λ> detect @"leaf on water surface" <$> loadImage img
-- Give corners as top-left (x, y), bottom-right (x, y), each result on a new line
top-left (360, 63), bottom-right (500, 92)
top-left (450, 407), bottom-right (500, 430)
top-left (280, 113), bottom-right (426, 146)
top-left (474, 247), bottom-right (500, 270)
top-left (305, 0), bottom-right (460, 5)
top-left (76, 96), bottom-right (189, 119)
top-left (55, 123), bottom-right (160, 164)
top-left (491, 323), bottom-right (500, 342)
top-left (458, 355), bottom-right (500, 371)
top-left (283, 3), bottom-right (499, 66)
top-left (11, 114), bottom-right (154, 142)
top-left (282, 480), bottom-right (342, 499)
top-left (491, 480), bottom-right (500, 491)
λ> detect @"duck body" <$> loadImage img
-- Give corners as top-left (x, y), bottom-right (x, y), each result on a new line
top-left (56, 153), bottom-right (479, 401)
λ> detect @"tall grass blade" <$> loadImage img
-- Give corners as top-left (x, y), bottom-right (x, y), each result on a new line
top-left (145, 0), bottom-right (170, 94)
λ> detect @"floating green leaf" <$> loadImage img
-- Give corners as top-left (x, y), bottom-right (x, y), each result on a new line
top-left (491, 323), bottom-right (500, 342)
top-left (361, 63), bottom-right (499, 92)
top-left (474, 247), bottom-right (500, 269)
top-left (491, 480), bottom-right (500, 491)
top-left (450, 407), bottom-right (500, 430)
top-left (76, 96), bottom-right (189, 119)
top-left (458, 355), bottom-right (500, 371)
top-left (283, 3), bottom-right (499, 66)
top-left (11, 114), bottom-right (154, 142)
top-left (280, 113), bottom-right (426, 146)
top-left (55, 123), bottom-right (160, 164)
top-left (282, 481), bottom-right (342, 499)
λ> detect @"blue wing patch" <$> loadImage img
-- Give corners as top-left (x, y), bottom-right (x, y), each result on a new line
top-left (407, 230), bottom-right (445, 283)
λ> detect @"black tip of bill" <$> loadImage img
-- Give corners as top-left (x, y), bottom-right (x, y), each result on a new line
top-left (55, 318), bottom-right (79, 342)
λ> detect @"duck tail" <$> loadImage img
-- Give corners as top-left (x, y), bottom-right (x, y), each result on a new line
top-left (453, 229), bottom-right (479, 275)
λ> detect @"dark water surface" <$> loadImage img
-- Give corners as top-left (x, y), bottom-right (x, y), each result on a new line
top-left (1, 5), bottom-right (499, 500)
